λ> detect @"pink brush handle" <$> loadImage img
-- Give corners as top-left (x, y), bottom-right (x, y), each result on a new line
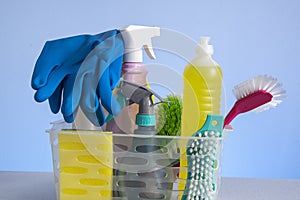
top-left (224, 91), bottom-right (273, 128)
top-left (224, 105), bottom-right (239, 127)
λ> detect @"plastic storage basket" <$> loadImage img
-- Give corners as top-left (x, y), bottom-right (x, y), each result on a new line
top-left (48, 121), bottom-right (224, 200)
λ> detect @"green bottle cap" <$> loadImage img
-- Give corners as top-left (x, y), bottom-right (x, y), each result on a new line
top-left (136, 114), bottom-right (156, 126)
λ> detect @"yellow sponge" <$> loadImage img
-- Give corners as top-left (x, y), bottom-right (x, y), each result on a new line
top-left (57, 131), bottom-right (113, 200)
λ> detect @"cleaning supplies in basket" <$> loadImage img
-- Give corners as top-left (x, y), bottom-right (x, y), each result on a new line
top-left (33, 25), bottom-right (288, 200)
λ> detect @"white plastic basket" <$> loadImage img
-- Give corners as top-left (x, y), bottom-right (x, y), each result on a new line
top-left (48, 121), bottom-right (224, 200)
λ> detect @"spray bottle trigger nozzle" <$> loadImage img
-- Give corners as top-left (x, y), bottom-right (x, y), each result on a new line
top-left (120, 25), bottom-right (160, 62)
top-left (143, 44), bottom-right (156, 60)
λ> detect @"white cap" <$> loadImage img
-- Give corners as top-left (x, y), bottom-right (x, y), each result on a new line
top-left (196, 36), bottom-right (214, 56)
top-left (120, 25), bottom-right (160, 62)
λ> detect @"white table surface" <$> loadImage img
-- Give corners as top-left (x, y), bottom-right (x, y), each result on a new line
top-left (0, 171), bottom-right (300, 200)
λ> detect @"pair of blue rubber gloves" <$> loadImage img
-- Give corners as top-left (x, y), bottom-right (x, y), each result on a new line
top-left (31, 30), bottom-right (124, 126)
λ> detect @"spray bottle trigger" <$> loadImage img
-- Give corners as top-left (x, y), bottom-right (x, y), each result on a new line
top-left (143, 43), bottom-right (156, 60)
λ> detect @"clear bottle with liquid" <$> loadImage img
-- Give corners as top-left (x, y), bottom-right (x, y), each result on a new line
top-left (179, 37), bottom-right (223, 194)
top-left (182, 37), bottom-right (223, 136)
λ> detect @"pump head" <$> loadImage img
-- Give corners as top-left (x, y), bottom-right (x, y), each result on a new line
top-left (120, 25), bottom-right (160, 62)
top-left (196, 36), bottom-right (214, 56)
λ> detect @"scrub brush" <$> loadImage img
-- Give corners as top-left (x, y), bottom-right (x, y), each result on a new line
top-left (182, 114), bottom-right (223, 200)
top-left (156, 95), bottom-right (182, 136)
top-left (156, 95), bottom-right (182, 176)
top-left (224, 75), bottom-right (286, 128)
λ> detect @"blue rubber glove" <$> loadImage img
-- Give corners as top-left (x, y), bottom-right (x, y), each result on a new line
top-left (74, 37), bottom-right (124, 125)
top-left (31, 30), bottom-right (124, 125)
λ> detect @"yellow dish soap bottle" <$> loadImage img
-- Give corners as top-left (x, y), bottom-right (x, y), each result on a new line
top-left (182, 36), bottom-right (223, 136)
top-left (179, 37), bottom-right (223, 195)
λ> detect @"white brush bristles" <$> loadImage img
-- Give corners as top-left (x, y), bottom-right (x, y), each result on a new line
top-left (233, 75), bottom-right (286, 112)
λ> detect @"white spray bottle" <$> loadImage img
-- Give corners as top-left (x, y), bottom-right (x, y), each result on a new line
top-left (106, 25), bottom-right (160, 134)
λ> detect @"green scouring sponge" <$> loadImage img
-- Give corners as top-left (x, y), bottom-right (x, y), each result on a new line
top-left (156, 95), bottom-right (182, 136)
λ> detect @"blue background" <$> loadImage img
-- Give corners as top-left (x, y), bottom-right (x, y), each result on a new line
top-left (1, 0), bottom-right (299, 179)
